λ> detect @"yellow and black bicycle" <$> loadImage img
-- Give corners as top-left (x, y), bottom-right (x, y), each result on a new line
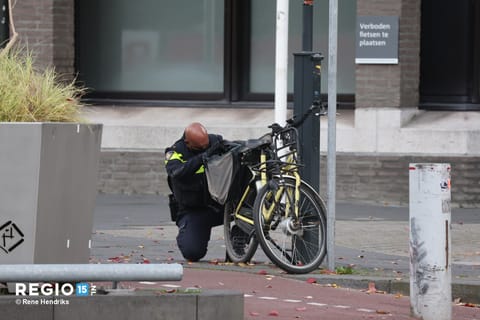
top-left (205, 105), bottom-right (327, 274)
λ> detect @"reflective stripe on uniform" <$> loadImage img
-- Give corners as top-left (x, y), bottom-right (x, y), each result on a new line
top-left (166, 151), bottom-right (205, 174)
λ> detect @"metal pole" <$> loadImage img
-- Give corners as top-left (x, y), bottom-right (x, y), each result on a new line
top-left (326, 0), bottom-right (338, 271)
top-left (274, 0), bottom-right (289, 125)
top-left (302, 0), bottom-right (313, 52)
top-left (409, 163), bottom-right (452, 320)
top-left (0, 264), bottom-right (183, 282)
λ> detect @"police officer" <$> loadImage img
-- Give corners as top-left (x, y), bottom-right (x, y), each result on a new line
top-left (165, 122), bottom-right (224, 261)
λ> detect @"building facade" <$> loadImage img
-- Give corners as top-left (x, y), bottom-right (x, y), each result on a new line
top-left (8, 0), bottom-right (480, 207)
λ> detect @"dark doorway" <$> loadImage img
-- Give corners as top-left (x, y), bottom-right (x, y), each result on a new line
top-left (420, 0), bottom-right (480, 110)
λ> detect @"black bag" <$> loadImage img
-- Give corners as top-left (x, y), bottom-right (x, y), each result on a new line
top-left (167, 176), bottom-right (179, 221)
top-left (168, 193), bottom-right (179, 222)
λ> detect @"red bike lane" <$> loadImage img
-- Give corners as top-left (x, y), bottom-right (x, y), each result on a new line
top-left (128, 268), bottom-right (479, 320)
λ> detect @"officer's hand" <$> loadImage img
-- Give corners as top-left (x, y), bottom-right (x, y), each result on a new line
top-left (205, 141), bottom-right (224, 157)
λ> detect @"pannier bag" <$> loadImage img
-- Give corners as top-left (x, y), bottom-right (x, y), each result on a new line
top-left (204, 148), bottom-right (239, 205)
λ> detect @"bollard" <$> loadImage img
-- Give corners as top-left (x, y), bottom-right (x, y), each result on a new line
top-left (409, 163), bottom-right (451, 320)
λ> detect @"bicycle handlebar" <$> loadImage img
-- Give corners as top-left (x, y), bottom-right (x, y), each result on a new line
top-left (268, 102), bottom-right (326, 134)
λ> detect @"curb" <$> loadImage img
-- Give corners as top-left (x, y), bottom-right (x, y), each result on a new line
top-left (294, 274), bottom-right (480, 304)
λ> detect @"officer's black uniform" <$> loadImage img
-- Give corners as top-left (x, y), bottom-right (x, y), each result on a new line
top-left (165, 133), bottom-right (223, 261)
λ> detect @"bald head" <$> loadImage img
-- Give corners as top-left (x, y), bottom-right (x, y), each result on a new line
top-left (184, 122), bottom-right (209, 151)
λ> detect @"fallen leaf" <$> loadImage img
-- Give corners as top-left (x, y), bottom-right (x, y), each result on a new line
top-left (268, 310), bottom-right (279, 316)
top-left (295, 307), bottom-right (307, 311)
top-left (320, 269), bottom-right (336, 275)
top-left (366, 282), bottom-right (385, 294)
top-left (366, 282), bottom-right (378, 294)
top-left (462, 303), bottom-right (478, 308)
top-left (249, 311), bottom-right (260, 316)
top-left (376, 310), bottom-right (390, 315)
top-left (258, 270), bottom-right (268, 275)
top-left (306, 278), bottom-right (317, 284)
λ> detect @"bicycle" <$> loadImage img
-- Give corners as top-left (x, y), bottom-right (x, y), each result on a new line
top-left (205, 105), bottom-right (327, 274)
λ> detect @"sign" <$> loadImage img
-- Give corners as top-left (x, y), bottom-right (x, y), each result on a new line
top-left (355, 16), bottom-right (399, 64)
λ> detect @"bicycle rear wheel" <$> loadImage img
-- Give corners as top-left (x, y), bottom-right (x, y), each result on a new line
top-left (253, 177), bottom-right (327, 274)
top-left (224, 201), bottom-right (259, 263)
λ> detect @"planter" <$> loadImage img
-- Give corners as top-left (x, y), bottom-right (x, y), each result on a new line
top-left (0, 123), bottom-right (102, 264)
top-left (0, 289), bottom-right (244, 320)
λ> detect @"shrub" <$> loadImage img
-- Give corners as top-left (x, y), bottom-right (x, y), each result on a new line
top-left (0, 48), bottom-right (85, 122)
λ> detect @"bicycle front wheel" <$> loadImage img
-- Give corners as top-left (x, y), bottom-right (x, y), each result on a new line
top-left (224, 200), bottom-right (259, 263)
top-left (253, 177), bottom-right (327, 274)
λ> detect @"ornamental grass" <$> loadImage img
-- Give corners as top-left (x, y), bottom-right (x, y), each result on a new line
top-left (0, 47), bottom-right (85, 122)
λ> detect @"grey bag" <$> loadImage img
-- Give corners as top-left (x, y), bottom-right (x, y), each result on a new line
top-left (204, 151), bottom-right (235, 205)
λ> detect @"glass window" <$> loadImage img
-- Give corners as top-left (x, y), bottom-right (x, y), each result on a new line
top-left (76, 0), bottom-right (224, 93)
top-left (249, 0), bottom-right (356, 95)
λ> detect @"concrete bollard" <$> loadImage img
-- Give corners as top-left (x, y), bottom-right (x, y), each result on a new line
top-left (409, 163), bottom-right (451, 320)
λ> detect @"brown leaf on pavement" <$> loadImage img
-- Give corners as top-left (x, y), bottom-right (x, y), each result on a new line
top-left (365, 282), bottom-right (385, 294)
top-left (306, 278), bottom-right (317, 284)
top-left (376, 310), bottom-right (390, 314)
top-left (268, 310), bottom-right (279, 316)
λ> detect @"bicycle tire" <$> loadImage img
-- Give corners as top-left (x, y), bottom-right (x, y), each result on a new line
top-left (224, 200), bottom-right (259, 263)
top-left (253, 177), bottom-right (327, 274)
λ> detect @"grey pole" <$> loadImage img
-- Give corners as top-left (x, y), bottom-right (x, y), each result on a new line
top-left (326, 0), bottom-right (338, 271)
top-left (0, 264), bottom-right (183, 282)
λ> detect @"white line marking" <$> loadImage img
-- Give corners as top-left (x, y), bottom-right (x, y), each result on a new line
top-left (283, 299), bottom-right (302, 303)
top-left (161, 284), bottom-right (181, 288)
top-left (357, 308), bottom-right (375, 313)
top-left (259, 296), bottom-right (278, 300)
top-left (334, 305), bottom-right (351, 309)
top-left (307, 302), bottom-right (328, 307)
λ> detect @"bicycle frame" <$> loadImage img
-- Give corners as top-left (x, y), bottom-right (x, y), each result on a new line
top-left (233, 128), bottom-right (303, 225)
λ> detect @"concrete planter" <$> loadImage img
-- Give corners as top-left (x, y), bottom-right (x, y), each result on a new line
top-left (0, 289), bottom-right (243, 320)
top-left (0, 123), bottom-right (102, 264)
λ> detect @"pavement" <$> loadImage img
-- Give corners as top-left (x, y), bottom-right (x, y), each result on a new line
top-left (89, 194), bottom-right (480, 318)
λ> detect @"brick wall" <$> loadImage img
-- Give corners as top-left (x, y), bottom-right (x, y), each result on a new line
top-left (98, 151), bottom-right (170, 196)
top-left (98, 151), bottom-right (480, 208)
top-left (12, 0), bottom-right (74, 77)
top-left (355, 0), bottom-right (421, 109)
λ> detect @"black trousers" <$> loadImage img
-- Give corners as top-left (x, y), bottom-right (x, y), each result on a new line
top-left (175, 205), bottom-right (223, 261)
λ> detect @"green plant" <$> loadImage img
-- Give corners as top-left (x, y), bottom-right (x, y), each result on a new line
top-left (335, 265), bottom-right (354, 275)
top-left (0, 47), bottom-right (85, 122)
